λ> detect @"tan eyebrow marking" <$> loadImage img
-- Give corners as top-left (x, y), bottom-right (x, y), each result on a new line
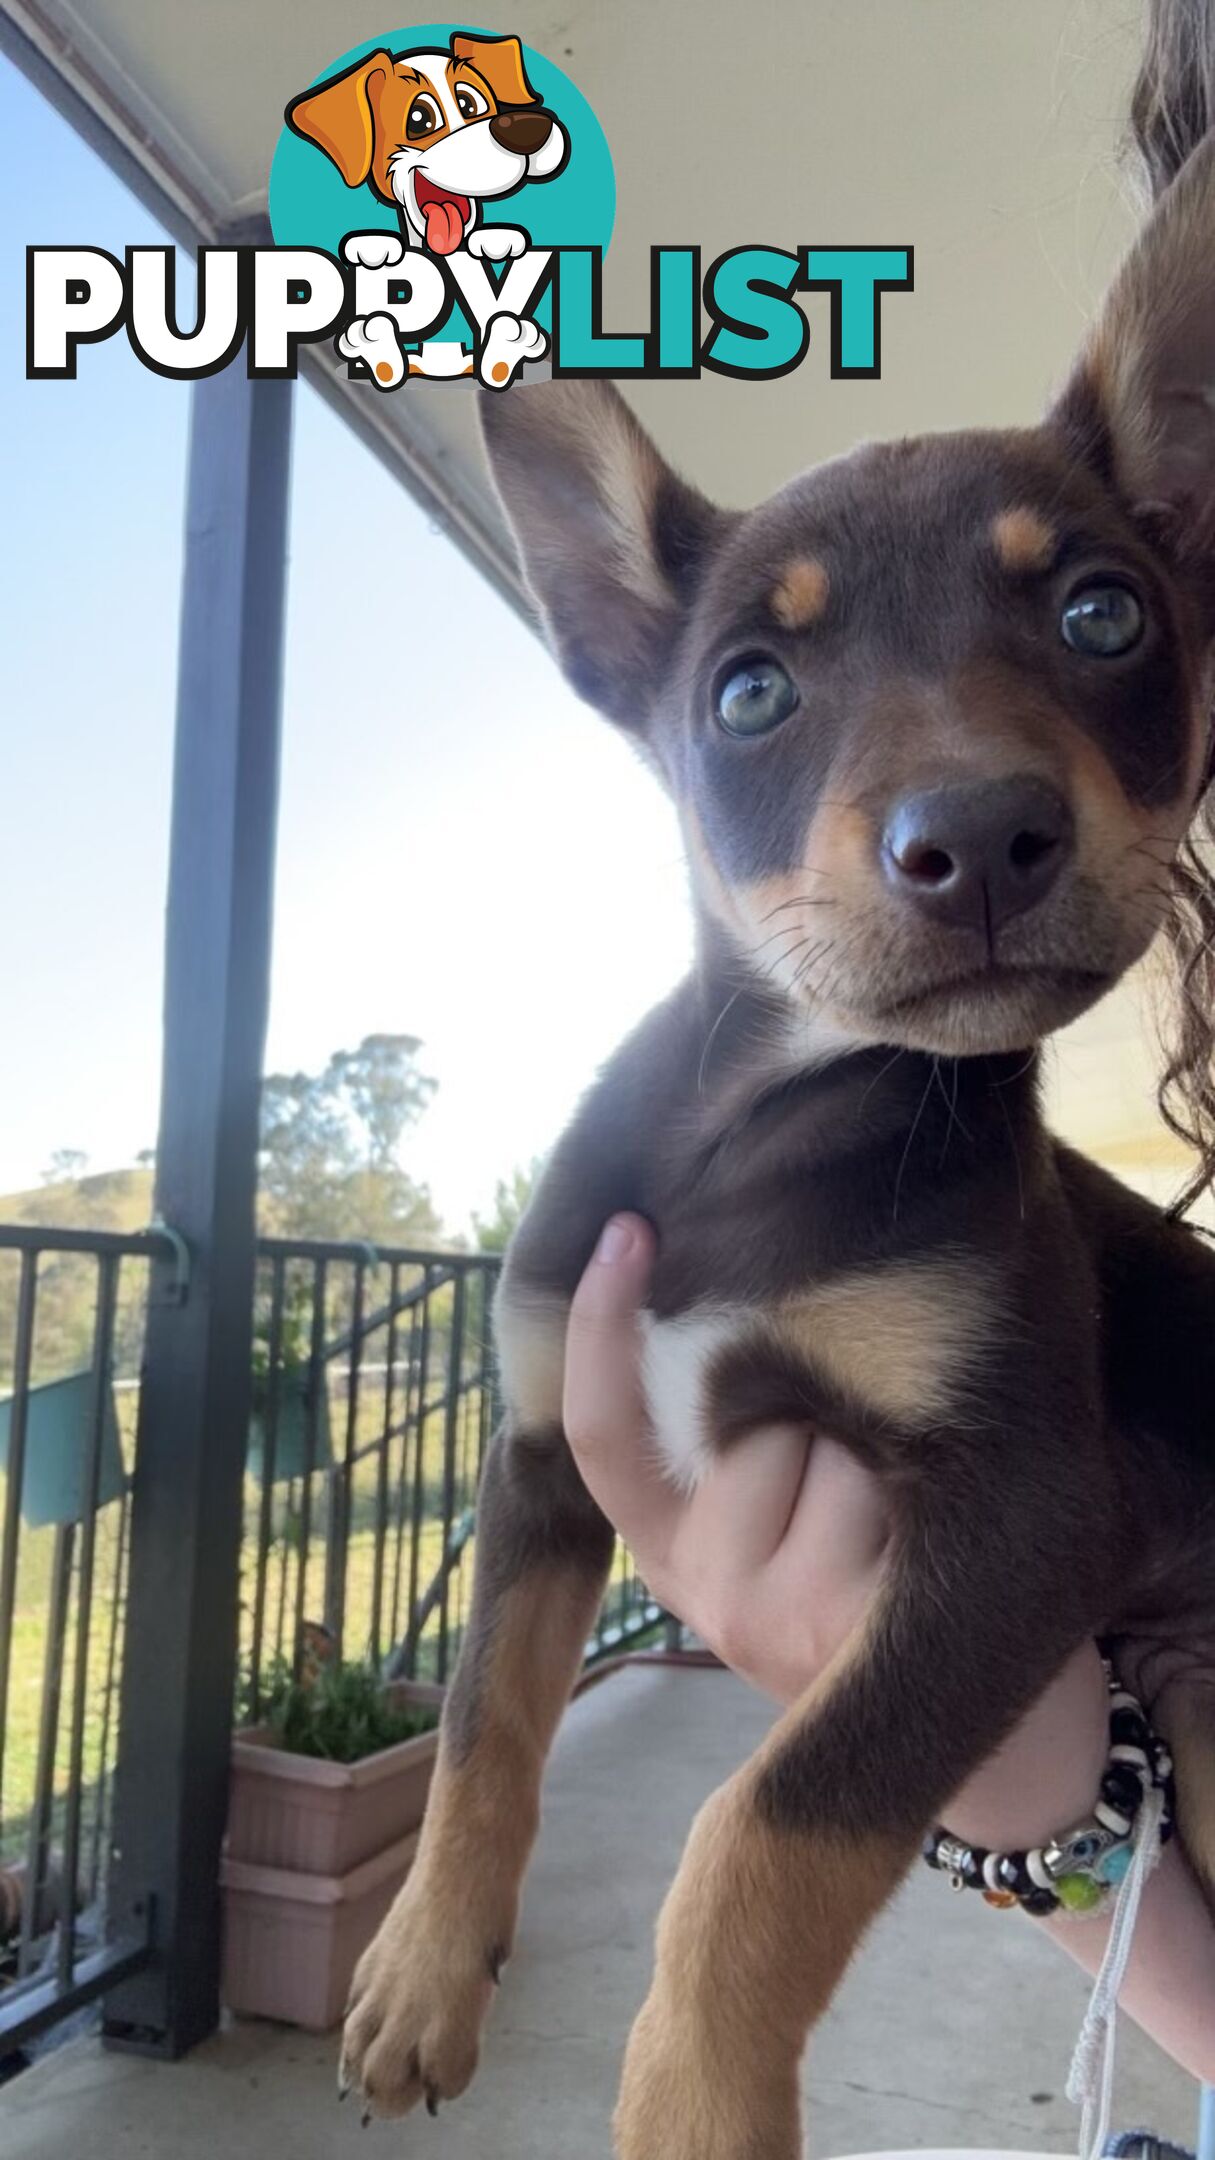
top-left (770, 557), bottom-right (830, 630)
top-left (991, 508), bottom-right (1057, 574)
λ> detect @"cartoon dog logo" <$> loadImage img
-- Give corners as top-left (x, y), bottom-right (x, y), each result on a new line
top-left (286, 32), bottom-right (566, 389)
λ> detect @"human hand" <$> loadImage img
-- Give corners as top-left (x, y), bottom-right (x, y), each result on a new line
top-left (562, 1212), bottom-right (1105, 1841)
top-left (562, 1213), bottom-right (890, 1705)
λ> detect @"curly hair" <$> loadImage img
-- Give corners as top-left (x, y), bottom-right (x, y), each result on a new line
top-left (1128, 0), bottom-right (1215, 1217)
top-left (1157, 801), bottom-right (1215, 1217)
top-left (1129, 0), bottom-right (1215, 201)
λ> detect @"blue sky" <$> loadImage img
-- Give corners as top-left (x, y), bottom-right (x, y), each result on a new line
top-left (1, 55), bottom-right (692, 1233)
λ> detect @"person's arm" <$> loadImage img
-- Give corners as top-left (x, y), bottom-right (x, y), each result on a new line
top-left (563, 1214), bottom-right (1215, 2084)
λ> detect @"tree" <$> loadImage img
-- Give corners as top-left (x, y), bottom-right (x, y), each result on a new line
top-left (325, 1035), bottom-right (435, 1171)
top-left (41, 1148), bottom-right (88, 1186)
top-left (257, 1033), bottom-right (445, 1247)
top-left (472, 1160), bottom-right (540, 1253)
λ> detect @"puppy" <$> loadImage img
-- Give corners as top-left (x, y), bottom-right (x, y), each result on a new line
top-left (342, 12), bottom-right (1215, 2158)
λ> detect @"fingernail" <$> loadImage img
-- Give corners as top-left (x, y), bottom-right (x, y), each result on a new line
top-left (595, 1217), bottom-right (635, 1265)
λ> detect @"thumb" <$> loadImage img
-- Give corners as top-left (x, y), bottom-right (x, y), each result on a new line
top-left (563, 1214), bottom-right (679, 1557)
top-left (569, 1213), bottom-right (656, 1335)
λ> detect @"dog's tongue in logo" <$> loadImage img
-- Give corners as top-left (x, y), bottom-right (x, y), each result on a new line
top-left (414, 174), bottom-right (472, 255)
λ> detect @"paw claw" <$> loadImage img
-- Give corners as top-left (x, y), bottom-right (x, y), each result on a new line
top-left (425, 2086), bottom-right (440, 2119)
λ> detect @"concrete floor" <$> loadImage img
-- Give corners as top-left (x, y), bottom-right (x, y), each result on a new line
top-left (0, 1664), bottom-right (1199, 2159)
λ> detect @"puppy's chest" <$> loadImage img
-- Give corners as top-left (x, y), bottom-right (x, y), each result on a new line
top-left (639, 1256), bottom-right (998, 1487)
top-left (495, 1253), bottom-right (999, 1487)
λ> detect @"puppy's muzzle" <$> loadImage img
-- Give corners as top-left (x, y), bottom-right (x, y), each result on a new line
top-left (489, 108), bottom-right (556, 156)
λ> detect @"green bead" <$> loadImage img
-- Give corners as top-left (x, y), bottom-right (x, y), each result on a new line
top-left (1055, 1872), bottom-right (1105, 1912)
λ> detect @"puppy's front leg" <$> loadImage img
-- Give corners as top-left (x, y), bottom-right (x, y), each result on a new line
top-left (614, 1454), bottom-right (1108, 2160)
top-left (341, 1417), bottom-right (613, 2119)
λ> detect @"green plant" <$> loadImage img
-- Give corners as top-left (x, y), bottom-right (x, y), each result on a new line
top-left (250, 1281), bottom-right (314, 1418)
top-left (262, 1657), bottom-right (439, 1764)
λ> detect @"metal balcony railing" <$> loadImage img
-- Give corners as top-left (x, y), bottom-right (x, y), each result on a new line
top-left (0, 1223), bottom-right (664, 2057)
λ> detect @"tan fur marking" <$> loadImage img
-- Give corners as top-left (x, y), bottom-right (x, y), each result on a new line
top-left (493, 1287), bottom-right (568, 1427)
top-left (990, 507), bottom-right (1057, 574)
top-left (778, 1257), bottom-right (995, 1424)
top-left (615, 1618), bottom-right (909, 2159)
top-left (770, 556), bottom-right (830, 630)
top-left (725, 799), bottom-right (874, 1007)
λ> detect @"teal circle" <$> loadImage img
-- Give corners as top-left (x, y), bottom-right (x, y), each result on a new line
top-left (268, 22), bottom-right (614, 342)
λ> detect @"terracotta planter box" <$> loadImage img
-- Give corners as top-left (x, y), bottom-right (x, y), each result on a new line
top-left (227, 1680), bottom-right (443, 1876)
top-left (221, 1832), bottom-right (418, 2032)
top-left (221, 1681), bottom-right (442, 2028)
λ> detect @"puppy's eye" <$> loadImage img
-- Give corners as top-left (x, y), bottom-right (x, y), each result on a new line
top-left (406, 95), bottom-right (442, 140)
top-left (716, 657), bottom-right (799, 737)
top-left (456, 85), bottom-right (489, 120)
top-left (1060, 579), bottom-right (1144, 658)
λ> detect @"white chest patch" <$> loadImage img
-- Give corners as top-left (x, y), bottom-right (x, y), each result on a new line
top-left (639, 1305), bottom-right (755, 1492)
top-left (495, 1284), bottom-right (754, 1487)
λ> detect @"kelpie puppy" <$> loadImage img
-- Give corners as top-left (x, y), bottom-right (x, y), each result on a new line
top-left (343, 17), bottom-right (1215, 2157)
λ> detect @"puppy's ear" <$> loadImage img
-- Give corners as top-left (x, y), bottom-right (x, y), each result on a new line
top-left (480, 380), bottom-right (724, 730)
top-left (451, 33), bottom-right (538, 108)
top-left (1054, 135), bottom-right (1215, 563)
top-left (286, 50), bottom-right (392, 188)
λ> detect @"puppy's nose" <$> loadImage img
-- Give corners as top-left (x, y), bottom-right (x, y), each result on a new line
top-left (489, 109), bottom-right (554, 155)
top-left (882, 776), bottom-right (1074, 934)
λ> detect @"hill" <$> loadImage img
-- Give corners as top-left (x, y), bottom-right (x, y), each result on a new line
top-left (0, 1165), bottom-right (154, 1236)
top-left (0, 1167), bottom-right (156, 1383)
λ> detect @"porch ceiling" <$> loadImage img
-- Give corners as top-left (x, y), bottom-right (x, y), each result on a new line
top-left (5, 0), bottom-right (1142, 601)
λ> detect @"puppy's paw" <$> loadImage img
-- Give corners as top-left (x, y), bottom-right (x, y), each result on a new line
top-left (466, 225), bottom-right (528, 263)
top-left (341, 231), bottom-right (406, 271)
top-left (478, 310), bottom-right (548, 389)
top-left (337, 312), bottom-right (405, 389)
top-left (339, 1875), bottom-right (503, 2121)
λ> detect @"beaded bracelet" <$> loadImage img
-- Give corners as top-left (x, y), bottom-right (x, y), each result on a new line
top-left (923, 1658), bottom-right (1175, 1917)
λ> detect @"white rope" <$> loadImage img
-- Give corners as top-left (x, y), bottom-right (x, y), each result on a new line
top-left (1066, 1781), bottom-right (1167, 2160)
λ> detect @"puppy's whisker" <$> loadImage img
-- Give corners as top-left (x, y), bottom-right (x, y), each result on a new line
top-left (891, 1066), bottom-right (935, 1224)
top-left (697, 987), bottom-right (746, 1095)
